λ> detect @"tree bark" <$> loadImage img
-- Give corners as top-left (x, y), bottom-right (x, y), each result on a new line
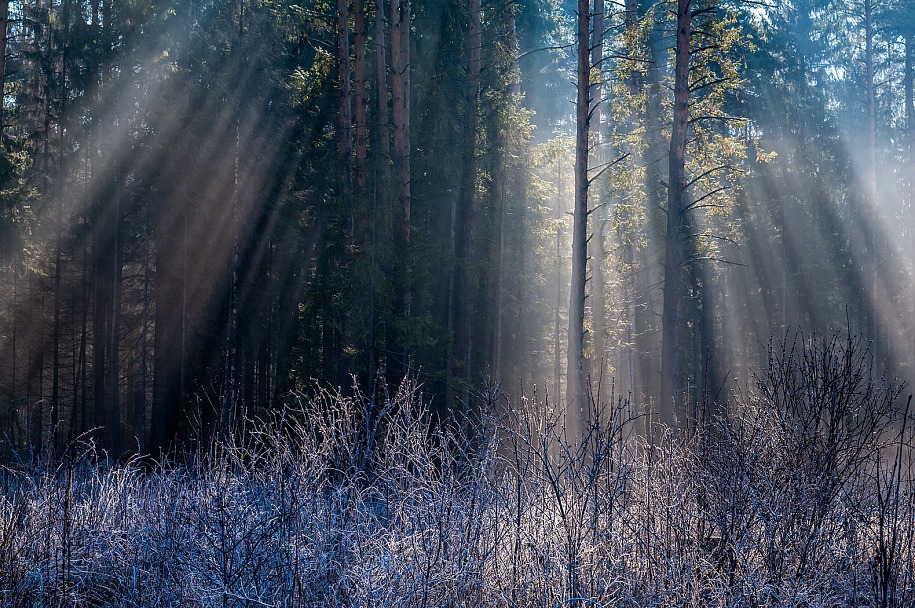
top-left (453, 0), bottom-right (481, 405)
top-left (337, 0), bottom-right (353, 199)
top-left (0, 0), bottom-right (9, 143)
top-left (659, 0), bottom-right (691, 431)
top-left (354, 0), bottom-right (367, 191)
top-left (492, 4), bottom-right (522, 381)
top-left (906, 33), bottom-right (914, 375)
top-left (865, 0), bottom-right (878, 361)
top-left (108, 175), bottom-right (122, 454)
top-left (391, 0), bottom-right (411, 364)
top-left (622, 0), bottom-right (640, 412)
top-left (639, 0), bottom-right (666, 433)
top-left (567, 0), bottom-right (590, 427)
top-left (554, 156), bottom-right (563, 403)
top-left (590, 0), bottom-right (606, 385)
top-left (150, 236), bottom-right (184, 456)
top-left (375, 0), bottom-right (391, 217)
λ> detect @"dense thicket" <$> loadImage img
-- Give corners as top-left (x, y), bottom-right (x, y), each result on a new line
top-left (0, 0), bottom-right (911, 458)
top-left (1, 334), bottom-right (913, 606)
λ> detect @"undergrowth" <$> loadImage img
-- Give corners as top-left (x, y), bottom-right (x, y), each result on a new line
top-left (1, 333), bottom-right (913, 607)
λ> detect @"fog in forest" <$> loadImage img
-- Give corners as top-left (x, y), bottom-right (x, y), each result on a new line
top-left (3, 0), bottom-right (915, 605)
top-left (0, 0), bottom-right (910, 453)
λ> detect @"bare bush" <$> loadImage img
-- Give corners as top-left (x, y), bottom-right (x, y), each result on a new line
top-left (0, 337), bottom-right (912, 607)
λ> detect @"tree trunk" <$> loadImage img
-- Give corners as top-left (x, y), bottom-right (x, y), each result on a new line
top-left (107, 175), bottom-right (122, 455)
top-left (52, 236), bottom-right (61, 450)
top-left (391, 0), bottom-right (410, 365)
top-left (865, 0), bottom-right (878, 362)
top-left (354, 0), bottom-right (367, 192)
top-left (93, 213), bottom-right (111, 449)
top-left (139, 213), bottom-right (150, 454)
top-left (554, 156), bottom-right (563, 403)
top-left (74, 235), bottom-right (89, 441)
top-left (493, 5), bottom-right (521, 381)
top-left (0, 0), bottom-right (9, 143)
top-left (640, 0), bottom-right (666, 431)
top-left (150, 216), bottom-right (186, 456)
top-left (375, 0), bottom-right (391, 223)
top-left (622, 0), bottom-right (640, 412)
top-left (337, 0), bottom-right (353, 200)
top-left (590, 0), bottom-right (606, 386)
top-left (906, 33), bottom-right (914, 376)
top-left (566, 0), bottom-right (590, 428)
top-left (659, 0), bottom-right (691, 431)
top-left (222, 118), bottom-right (240, 439)
top-left (453, 0), bottom-right (481, 406)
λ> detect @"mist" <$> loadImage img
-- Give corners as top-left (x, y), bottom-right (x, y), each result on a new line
top-left (0, 0), bottom-right (908, 453)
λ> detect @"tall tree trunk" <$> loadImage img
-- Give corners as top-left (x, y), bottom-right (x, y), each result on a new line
top-left (906, 33), bottom-right (914, 376)
top-left (150, 86), bottom-right (191, 456)
top-left (554, 156), bottom-right (563, 403)
top-left (150, 246), bottom-right (183, 456)
top-left (354, 0), bottom-right (367, 192)
top-left (150, 170), bottom-right (190, 456)
top-left (337, 0), bottom-right (353, 200)
top-left (865, 0), bottom-right (878, 363)
top-left (453, 0), bottom-right (481, 407)
top-left (908, 33), bottom-right (914, 196)
top-left (567, 0), bottom-right (590, 428)
top-left (375, 0), bottom-right (391, 222)
top-left (108, 175), bottom-right (122, 455)
top-left (639, 0), bottom-right (666, 431)
top-left (222, 117), bottom-right (240, 438)
top-left (52, 236), bottom-right (61, 450)
top-left (0, 0), bottom-right (9, 143)
top-left (493, 6), bottom-right (522, 382)
top-left (590, 0), bottom-right (606, 385)
top-left (139, 212), bottom-right (150, 453)
top-left (622, 0), bottom-right (640, 412)
top-left (28, 342), bottom-right (42, 451)
top-left (391, 0), bottom-right (410, 365)
top-left (659, 0), bottom-right (691, 431)
top-left (92, 212), bottom-right (110, 449)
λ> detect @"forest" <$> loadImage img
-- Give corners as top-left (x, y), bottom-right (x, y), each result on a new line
top-left (0, 0), bottom-right (910, 456)
top-left (1, 0), bottom-right (915, 605)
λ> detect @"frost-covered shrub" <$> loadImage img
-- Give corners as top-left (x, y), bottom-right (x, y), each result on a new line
top-left (0, 338), bottom-right (913, 607)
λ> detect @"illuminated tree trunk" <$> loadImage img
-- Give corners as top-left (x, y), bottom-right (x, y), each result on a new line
top-left (590, 0), bottom-right (606, 384)
top-left (638, 0), bottom-right (666, 432)
top-left (659, 0), bottom-right (691, 431)
top-left (567, 0), bottom-right (590, 424)
top-left (908, 34), bottom-right (914, 198)
top-left (907, 33), bottom-right (914, 372)
top-left (865, 0), bottom-right (878, 361)
top-left (622, 0), bottom-right (640, 410)
top-left (554, 156), bottom-right (563, 402)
